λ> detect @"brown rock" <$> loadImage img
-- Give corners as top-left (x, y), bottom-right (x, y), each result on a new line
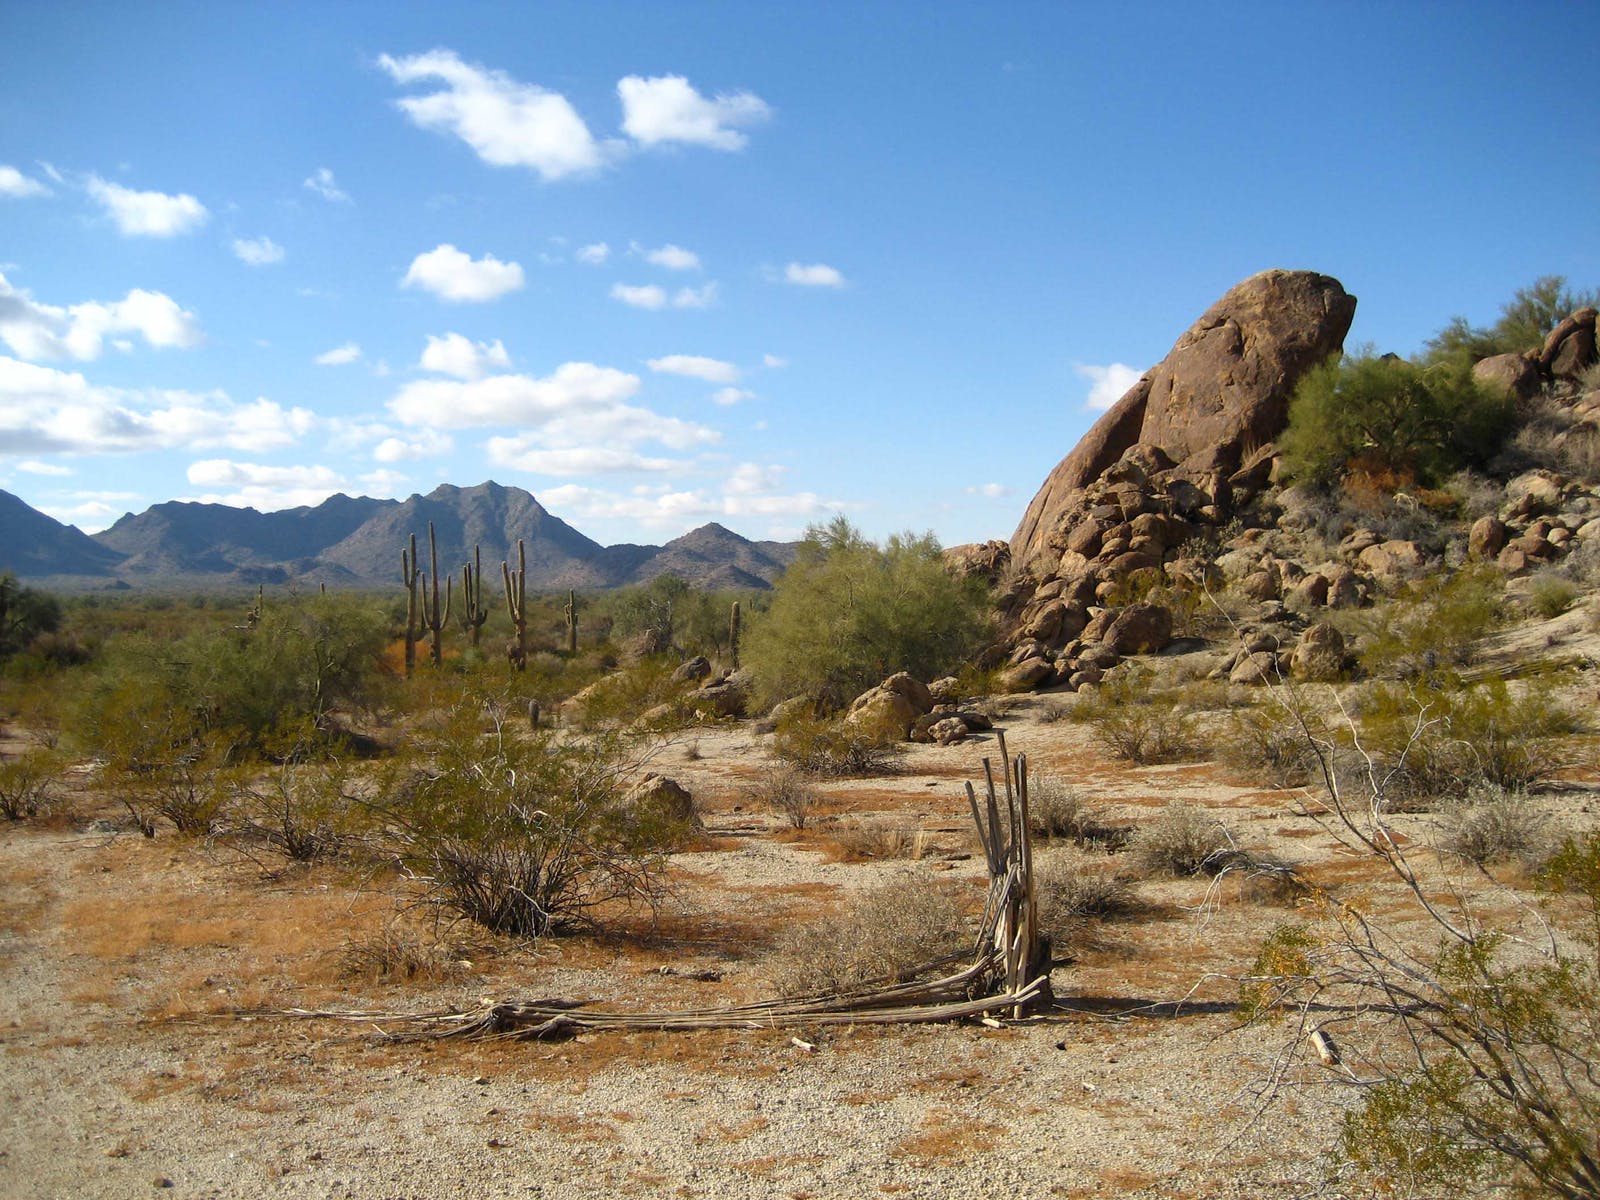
top-left (1290, 622), bottom-right (1347, 681)
top-left (1473, 352), bottom-right (1543, 402)
top-left (1012, 270), bottom-right (1356, 570)
top-left (1325, 566), bottom-right (1366, 609)
top-left (942, 539), bottom-right (1012, 583)
top-left (1001, 660), bottom-right (1055, 693)
top-left (1104, 603), bottom-right (1173, 656)
top-left (844, 689), bottom-right (920, 739)
top-left (623, 774), bottom-right (698, 826)
top-left (880, 672), bottom-right (934, 713)
top-left (671, 656), bottom-right (713, 685)
top-left (1540, 307), bottom-right (1597, 378)
top-left (1291, 572), bottom-right (1330, 608)
top-left (928, 717), bottom-right (970, 746)
top-left (1469, 516), bottom-right (1508, 559)
top-left (1358, 540), bottom-right (1426, 582)
top-left (1230, 650), bottom-right (1281, 686)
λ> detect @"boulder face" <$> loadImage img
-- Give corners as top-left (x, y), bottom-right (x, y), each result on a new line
top-left (1013, 270), bottom-right (1356, 572)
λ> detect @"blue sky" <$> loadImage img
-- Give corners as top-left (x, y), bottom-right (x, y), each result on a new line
top-left (2, 1), bottom-right (1595, 547)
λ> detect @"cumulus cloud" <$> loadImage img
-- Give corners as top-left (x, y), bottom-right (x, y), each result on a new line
top-left (373, 429), bottom-right (452, 463)
top-left (314, 342), bottom-right (362, 366)
top-left (485, 443), bottom-right (684, 475)
top-left (0, 165), bottom-right (49, 198)
top-left (0, 355), bottom-right (314, 456)
top-left (1075, 361), bottom-right (1145, 411)
top-left (712, 387), bottom-right (754, 406)
top-left (303, 167), bottom-right (350, 203)
top-left (762, 354), bottom-right (788, 369)
top-left (611, 282), bottom-right (666, 310)
top-left (232, 236), bottom-right (284, 266)
top-left (646, 354), bottom-right (740, 384)
top-left (576, 241), bottom-right (610, 265)
top-left (184, 459), bottom-right (345, 510)
top-left (0, 271), bottom-right (202, 361)
top-left (784, 262), bottom-right (846, 288)
top-left (540, 469), bottom-right (840, 529)
top-left (379, 49), bottom-right (604, 181)
top-left (965, 482), bottom-right (1011, 498)
top-left (671, 283), bottom-right (717, 309)
top-left (419, 331), bottom-right (511, 379)
top-left (402, 243), bottom-right (525, 302)
top-left (85, 175), bottom-right (208, 237)
top-left (388, 361), bottom-right (641, 429)
top-left (617, 75), bottom-right (770, 150)
top-left (644, 243), bottom-right (701, 271)
top-left (17, 459), bottom-right (71, 476)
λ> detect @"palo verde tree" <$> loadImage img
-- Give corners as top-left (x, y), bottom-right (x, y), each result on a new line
top-left (1239, 692), bottom-right (1600, 1199)
top-left (1426, 275), bottom-right (1600, 364)
top-left (742, 516), bottom-right (992, 711)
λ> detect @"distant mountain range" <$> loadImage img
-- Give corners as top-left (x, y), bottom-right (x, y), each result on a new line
top-left (0, 482), bottom-right (798, 591)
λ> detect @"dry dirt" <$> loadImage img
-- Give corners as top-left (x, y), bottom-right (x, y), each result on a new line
top-left (3, 673), bottom-right (1598, 1199)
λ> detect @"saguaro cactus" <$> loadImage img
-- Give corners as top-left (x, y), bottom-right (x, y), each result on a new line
top-left (401, 533), bottom-right (421, 678)
top-left (420, 521), bottom-right (452, 667)
top-left (501, 539), bottom-right (527, 671)
top-left (458, 544), bottom-right (489, 649)
top-left (729, 599), bottom-right (742, 670)
top-left (564, 588), bottom-right (579, 656)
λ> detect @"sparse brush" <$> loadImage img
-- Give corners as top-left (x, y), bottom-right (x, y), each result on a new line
top-left (339, 926), bottom-right (467, 982)
top-left (1027, 775), bottom-right (1123, 848)
top-left (1130, 803), bottom-right (1238, 877)
top-left (0, 749), bottom-right (60, 820)
top-left (831, 820), bottom-right (917, 862)
top-left (767, 875), bottom-right (971, 997)
top-left (1438, 787), bottom-right (1552, 868)
top-left (1035, 859), bottom-right (1140, 926)
top-left (1528, 572), bottom-right (1579, 619)
top-left (770, 712), bottom-right (900, 777)
top-left (1223, 703), bottom-right (1337, 789)
top-left (1073, 667), bottom-right (1205, 765)
top-left (751, 768), bottom-right (821, 829)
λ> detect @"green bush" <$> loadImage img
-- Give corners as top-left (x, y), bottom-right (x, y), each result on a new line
top-left (770, 711), bottom-right (900, 777)
top-left (1528, 572), bottom-right (1580, 619)
top-left (1355, 566), bottom-right (1504, 679)
top-left (1280, 351), bottom-right (1514, 490)
top-left (1072, 667), bottom-right (1206, 765)
top-left (0, 749), bottom-right (61, 820)
top-left (1437, 787), bottom-right (1551, 868)
top-left (0, 574), bottom-right (63, 661)
top-left (742, 517), bottom-right (992, 711)
top-left (1425, 274), bottom-right (1599, 362)
top-left (368, 710), bottom-right (681, 938)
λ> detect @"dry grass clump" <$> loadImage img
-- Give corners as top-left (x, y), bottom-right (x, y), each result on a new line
top-left (1437, 787), bottom-right (1553, 868)
top-left (1034, 857), bottom-right (1141, 951)
top-left (338, 926), bottom-right (470, 983)
top-left (747, 767), bottom-right (821, 829)
top-left (1027, 776), bottom-right (1128, 849)
top-left (766, 875), bottom-right (971, 997)
top-left (1129, 803), bottom-right (1238, 878)
top-left (829, 820), bottom-right (918, 862)
top-left (1527, 571), bottom-right (1580, 619)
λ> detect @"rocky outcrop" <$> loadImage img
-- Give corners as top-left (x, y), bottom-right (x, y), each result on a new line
top-left (1012, 270), bottom-right (1356, 572)
top-left (1540, 307), bottom-right (1597, 380)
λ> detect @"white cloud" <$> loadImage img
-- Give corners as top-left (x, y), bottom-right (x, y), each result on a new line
top-left (965, 482), bottom-right (1011, 498)
top-left (373, 429), bottom-right (452, 463)
top-left (0, 271), bottom-right (202, 361)
top-left (611, 282), bottom-right (666, 310)
top-left (617, 75), bottom-right (771, 150)
top-left (402, 243), bottom-right (525, 303)
top-left (712, 387), bottom-right (754, 406)
top-left (17, 459), bottom-right (71, 476)
top-left (0, 355), bottom-right (313, 456)
top-left (784, 262), bottom-right (846, 288)
top-left (419, 332), bottom-right (510, 379)
top-left (645, 243), bottom-right (701, 271)
top-left (184, 459), bottom-right (345, 511)
top-left (0, 165), bottom-right (49, 198)
top-left (540, 471), bottom-right (840, 529)
top-left (485, 443), bottom-right (683, 475)
top-left (378, 49), bottom-right (604, 181)
top-left (576, 241), bottom-right (610, 265)
top-left (303, 167), bottom-right (350, 203)
top-left (85, 174), bottom-right (208, 237)
top-left (314, 342), bottom-right (361, 366)
top-left (232, 236), bottom-right (284, 266)
top-left (672, 283), bottom-right (717, 309)
top-left (646, 354), bottom-right (740, 384)
top-left (727, 462), bottom-right (785, 494)
top-left (1075, 361), bottom-right (1145, 411)
top-left (762, 354), bottom-right (788, 369)
top-left (359, 468), bottom-right (410, 496)
top-left (388, 361), bottom-right (641, 429)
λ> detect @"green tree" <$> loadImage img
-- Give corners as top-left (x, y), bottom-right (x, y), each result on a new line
top-left (1426, 275), bottom-right (1599, 363)
top-left (0, 574), bottom-right (62, 659)
top-left (742, 517), bottom-right (991, 710)
top-left (1280, 351), bottom-right (1513, 488)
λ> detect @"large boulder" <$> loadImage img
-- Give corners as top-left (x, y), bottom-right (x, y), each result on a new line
top-left (1540, 307), bottom-right (1597, 379)
top-left (1473, 352), bottom-right (1542, 403)
top-left (1012, 270), bottom-right (1356, 571)
top-left (622, 774), bottom-right (698, 827)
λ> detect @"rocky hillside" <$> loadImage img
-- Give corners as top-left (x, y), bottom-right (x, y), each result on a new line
top-left (972, 270), bottom-right (1599, 694)
top-left (5, 482), bottom-right (797, 591)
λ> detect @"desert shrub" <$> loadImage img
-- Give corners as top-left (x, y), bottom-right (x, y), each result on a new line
top-left (831, 820), bottom-right (917, 861)
top-left (751, 767), bottom-right (822, 829)
top-left (1528, 571), bottom-right (1580, 619)
top-left (1027, 776), bottom-right (1125, 848)
top-left (1361, 676), bottom-right (1584, 798)
top-left (1425, 274), bottom-right (1599, 362)
top-left (1355, 565), bottom-right (1504, 679)
top-left (770, 711), bottom-right (900, 777)
top-left (0, 573), bottom-right (62, 660)
top-left (742, 517), bottom-right (992, 711)
top-left (1073, 667), bottom-right (1205, 765)
top-left (561, 656), bottom-right (683, 730)
top-left (112, 735), bottom-right (236, 837)
top-left (1437, 787), bottom-right (1552, 869)
top-left (767, 875), bottom-right (971, 997)
top-left (0, 749), bottom-right (61, 820)
top-left (1280, 351), bottom-right (1514, 490)
top-left (368, 710), bottom-right (681, 938)
top-left (1130, 803), bottom-right (1237, 877)
top-left (339, 925), bottom-right (467, 982)
top-left (232, 736), bottom-right (355, 862)
top-left (1224, 703), bottom-right (1333, 789)
top-left (1034, 858), bottom-right (1141, 951)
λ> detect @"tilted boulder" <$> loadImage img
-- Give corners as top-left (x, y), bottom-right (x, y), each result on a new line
top-left (622, 774), bottom-right (698, 827)
top-left (1012, 269), bottom-right (1356, 572)
top-left (1540, 307), bottom-right (1597, 379)
top-left (1473, 352), bottom-right (1543, 403)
